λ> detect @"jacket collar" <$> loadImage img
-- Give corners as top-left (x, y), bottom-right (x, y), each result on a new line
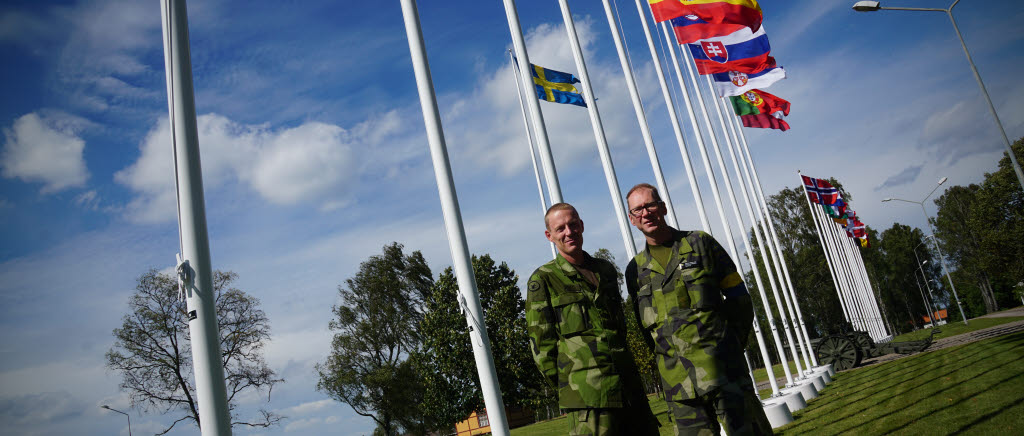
top-left (642, 228), bottom-right (693, 277)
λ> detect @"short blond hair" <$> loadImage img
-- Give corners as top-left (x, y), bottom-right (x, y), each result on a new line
top-left (544, 203), bottom-right (578, 229)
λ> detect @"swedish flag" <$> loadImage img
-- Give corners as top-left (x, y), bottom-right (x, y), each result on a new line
top-left (531, 64), bottom-right (587, 107)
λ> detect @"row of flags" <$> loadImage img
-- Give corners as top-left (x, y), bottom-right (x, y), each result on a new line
top-left (802, 175), bottom-right (870, 247)
top-left (654, 0), bottom-right (792, 131)
top-left (526, 1), bottom-right (792, 131)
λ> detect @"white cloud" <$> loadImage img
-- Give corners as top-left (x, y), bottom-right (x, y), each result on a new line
top-left (247, 122), bottom-right (354, 207)
top-left (1, 112), bottom-right (90, 193)
top-left (283, 417), bottom-right (323, 432)
top-left (281, 399), bottom-right (334, 416)
top-left (116, 113), bottom-right (404, 223)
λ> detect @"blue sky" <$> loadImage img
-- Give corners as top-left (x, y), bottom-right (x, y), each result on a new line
top-left (0, 0), bottom-right (1021, 434)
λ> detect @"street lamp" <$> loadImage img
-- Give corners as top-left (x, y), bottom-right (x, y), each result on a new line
top-left (101, 405), bottom-right (132, 436)
top-left (883, 177), bottom-right (968, 324)
top-left (853, 0), bottom-right (1024, 193)
top-left (912, 268), bottom-right (938, 329)
top-left (915, 258), bottom-right (940, 324)
top-left (914, 245), bottom-right (941, 315)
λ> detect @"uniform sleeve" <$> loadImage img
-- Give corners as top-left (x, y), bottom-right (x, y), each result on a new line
top-left (625, 260), bottom-right (657, 355)
top-left (525, 271), bottom-right (559, 389)
top-left (708, 234), bottom-right (754, 348)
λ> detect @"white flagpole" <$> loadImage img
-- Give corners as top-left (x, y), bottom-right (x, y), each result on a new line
top-left (810, 189), bottom-right (863, 331)
top-left (848, 234), bottom-right (885, 339)
top-left (159, 1), bottom-right (232, 434)
top-left (557, 0), bottom-right (637, 259)
top-left (633, 0), bottom-right (711, 232)
top-left (708, 79), bottom-right (805, 378)
top-left (659, 24), bottom-right (782, 395)
top-left (681, 47), bottom-right (796, 386)
top-left (502, 0), bottom-right (563, 205)
top-left (821, 209), bottom-right (868, 332)
top-left (846, 226), bottom-right (882, 339)
top-left (737, 124), bottom-right (818, 367)
top-left (853, 247), bottom-right (889, 339)
top-left (508, 50), bottom-right (557, 259)
top-left (598, 0), bottom-right (679, 228)
top-left (837, 232), bottom-right (871, 337)
top-left (719, 103), bottom-right (811, 374)
top-left (820, 209), bottom-right (864, 331)
top-left (844, 234), bottom-right (880, 338)
top-left (400, 2), bottom-right (509, 433)
top-left (798, 172), bottom-right (853, 326)
top-left (659, 24), bottom-right (735, 255)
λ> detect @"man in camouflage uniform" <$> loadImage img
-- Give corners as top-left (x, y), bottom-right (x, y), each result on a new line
top-left (624, 184), bottom-right (772, 436)
top-left (526, 203), bottom-right (659, 436)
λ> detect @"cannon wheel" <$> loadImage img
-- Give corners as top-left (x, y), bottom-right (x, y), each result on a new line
top-left (816, 335), bottom-right (862, 371)
top-left (852, 332), bottom-right (876, 358)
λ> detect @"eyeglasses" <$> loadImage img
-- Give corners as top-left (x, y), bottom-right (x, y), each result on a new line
top-left (629, 201), bottom-right (662, 217)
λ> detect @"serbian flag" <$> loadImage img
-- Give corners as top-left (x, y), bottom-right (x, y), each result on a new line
top-left (802, 175), bottom-right (839, 205)
top-left (688, 26), bottom-right (773, 74)
top-left (740, 113), bottom-right (789, 131)
top-left (846, 219), bottom-right (866, 238)
top-left (711, 65), bottom-right (785, 97)
top-left (649, 0), bottom-right (763, 31)
top-left (730, 89), bottom-right (790, 117)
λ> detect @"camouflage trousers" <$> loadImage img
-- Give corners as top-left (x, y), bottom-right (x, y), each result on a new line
top-left (667, 382), bottom-right (773, 436)
top-left (566, 403), bottom-right (660, 436)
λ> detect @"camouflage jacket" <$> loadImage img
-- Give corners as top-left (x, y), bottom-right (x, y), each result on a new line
top-left (526, 252), bottom-right (636, 409)
top-left (625, 229), bottom-right (754, 401)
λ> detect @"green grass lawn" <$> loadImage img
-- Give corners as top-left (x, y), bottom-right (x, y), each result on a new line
top-left (512, 331), bottom-right (1024, 435)
top-left (890, 316), bottom-right (1024, 343)
top-left (779, 331), bottom-right (1024, 435)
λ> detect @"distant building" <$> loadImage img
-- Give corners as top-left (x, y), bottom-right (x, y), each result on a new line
top-left (454, 406), bottom-right (536, 436)
top-left (923, 309), bottom-right (948, 324)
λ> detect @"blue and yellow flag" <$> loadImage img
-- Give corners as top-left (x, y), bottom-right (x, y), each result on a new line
top-left (531, 64), bottom-right (586, 107)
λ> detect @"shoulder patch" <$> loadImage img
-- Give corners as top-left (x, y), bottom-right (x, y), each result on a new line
top-left (528, 280), bottom-right (542, 292)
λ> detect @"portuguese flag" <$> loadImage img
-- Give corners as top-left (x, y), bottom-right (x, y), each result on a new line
top-left (729, 89), bottom-right (790, 117)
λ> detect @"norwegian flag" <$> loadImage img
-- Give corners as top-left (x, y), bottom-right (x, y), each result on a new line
top-left (801, 175), bottom-right (840, 205)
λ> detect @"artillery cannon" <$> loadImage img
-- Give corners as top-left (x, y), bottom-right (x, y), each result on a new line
top-left (813, 329), bottom-right (937, 371)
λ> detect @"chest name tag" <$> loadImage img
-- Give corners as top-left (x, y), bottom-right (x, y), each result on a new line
top-left (679, 260), bottom-right (699, 270)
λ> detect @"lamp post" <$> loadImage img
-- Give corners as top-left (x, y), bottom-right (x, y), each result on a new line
top-left (101, 405), bottom-right (132, 436)
top-left (915, 257), bottom-right (941, 323)
top-left (912, 269), bottom-right (937, 329)
top-left (853, 0), bottom-right (1024, 193)
top-left (883, 176), bottom-right (968, 325)
top-left (914, 243), bottom-right (944, 319)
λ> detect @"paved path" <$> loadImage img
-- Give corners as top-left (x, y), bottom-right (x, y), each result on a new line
top-left (977, 305), bottom-right (1024, 318)
top-left (756, 311), bottom-right (1024, 392)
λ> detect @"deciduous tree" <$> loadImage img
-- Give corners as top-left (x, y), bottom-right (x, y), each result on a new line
top-left (317, 243), bottom-right (432, 436)
top-left (106, 270), bottom-right (283, 435)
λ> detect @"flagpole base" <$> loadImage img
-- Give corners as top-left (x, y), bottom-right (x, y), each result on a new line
top-left (762, 401), bottom-right (794, 428)
top-left (764, 390), bottom-right (807, 413)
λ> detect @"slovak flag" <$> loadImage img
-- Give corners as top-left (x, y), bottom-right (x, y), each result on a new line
top-left (688, 25), bottom-right (773, 75)
top-left (710, 65), bottom-right (785, 97)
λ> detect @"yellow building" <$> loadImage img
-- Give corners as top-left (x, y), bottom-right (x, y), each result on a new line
top-left (454, 407), bottom-right (536, 436)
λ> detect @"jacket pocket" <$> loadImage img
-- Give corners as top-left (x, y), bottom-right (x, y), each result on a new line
top-left (553, 291), bottom-right (588, 336)
top-left (681, 267), bottom-right (720, 310)
top-left (636, 285), bottom-right (659, 329)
